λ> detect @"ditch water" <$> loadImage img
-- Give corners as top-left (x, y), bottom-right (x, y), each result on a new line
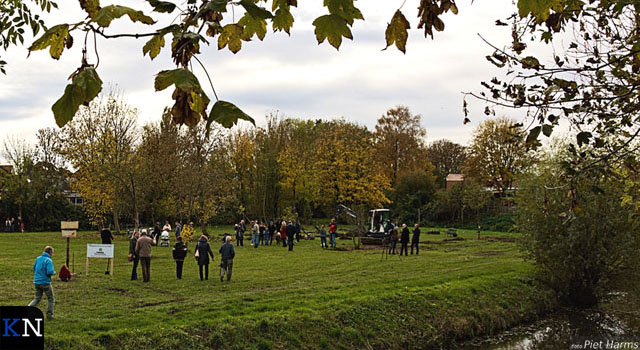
top-left (459, 292), bottom-right (640, 350)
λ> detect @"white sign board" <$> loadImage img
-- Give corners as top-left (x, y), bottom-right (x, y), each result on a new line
top-left (86, 244), bottom-right (114, 259)
top-left (62, 230), bottom-right (77, 238)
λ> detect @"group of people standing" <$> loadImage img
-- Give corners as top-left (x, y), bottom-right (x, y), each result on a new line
top-left (4, 216), bottom-right (23, 233)
top-left (234, 219), bottom-right (307, 251)
top-left (387, 223), bottom-right (421, 256)
top-left (127, 228), bottom-right (236, 283)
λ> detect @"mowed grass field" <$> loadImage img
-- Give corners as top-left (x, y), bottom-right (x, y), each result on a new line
top-left (0, 227), bottom-right (554, 350)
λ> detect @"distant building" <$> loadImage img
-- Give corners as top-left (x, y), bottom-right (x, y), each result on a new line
top-left (445, 173), bottom-right (464, 190)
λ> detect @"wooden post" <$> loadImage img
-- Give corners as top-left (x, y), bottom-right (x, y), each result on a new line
top-left (66, 237), bottom-right (70, 267)
top-left (85, 257), bottom-right (89, 276)
top-left (110, 258), bottom-right (114, 276)
top-left (72, 252), bottom-right (75, 274)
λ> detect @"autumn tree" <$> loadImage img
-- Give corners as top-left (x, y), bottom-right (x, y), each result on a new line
top-left (373, 106), bottom-right (429, 187)
top-left (427, 139), bottom-right (466, 187)
top-left (59, 92), bottom-right (140, 231)
top-left (137, 110), bottom-right (181, 223)
top-left (314, 119), bottom-right (391, 210)
top-left (465, 117), bottom-right (530, 196)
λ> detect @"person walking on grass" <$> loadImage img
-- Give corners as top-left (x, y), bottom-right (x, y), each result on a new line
top-left (172, 236), bottom-right (188, 279)
top-left (28, 246), bottom-right (56, 320)
top-left (319, 224), bottom-right (328, 249)
top-left (400, 224), bottom-right (410, 256)
top-left (295, 220), bottom-right (301, 243)
top-left (129, 230), bottom-right (140, 280)
top-left (195, 235), bottom-right (214, 280)
top-left (101, 225), bottom-right (114, 275)
top-left (411, 224), bottom-right (421, 255)
top-left (329, 218), bottom-right (337, 248)
top-left (135, 229), bottom-right (155, 282)
top-left (251, 220), bottom-right (260, 248)
top-left (174, 221), bottom-right (182, 239)
top-left (219, 236), bottom-right (235, 282)
top-left (286, 221), bottom-right (296, 251)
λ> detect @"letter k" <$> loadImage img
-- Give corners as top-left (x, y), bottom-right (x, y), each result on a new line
top-left (3, 318), bottom-right (20, 336)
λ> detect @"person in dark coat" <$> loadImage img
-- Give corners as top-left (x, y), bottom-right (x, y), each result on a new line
top-left (152, 221), bottom-right (161, 242)
top-left (411, 224), bottom-right (421, 255)
top-left (101, 226), bottom-right (114, 274)
top-left (172, 236), bottom-right (188, 279)
top-left (129, 231), bottom-right (139, 280)
top-left (400, 224), bottom-right (410, 256)
top-left (388, 227), bottom-right (398, 255)
top-left (259, 223), bottom-right (266, 245)
top-left (235, 220), bottom-right (245, 247)
top-left (267, 220), bottom-right (276, 245)
top-left (286, 221), bottom-right (296, 251)
top-left (195, 235), bottom-right (214, 280)
top-left (219, 236), bottom-right (236, 282)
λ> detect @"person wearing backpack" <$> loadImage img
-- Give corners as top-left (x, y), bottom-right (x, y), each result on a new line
top-left (172, 236), bottom-right (188, 279)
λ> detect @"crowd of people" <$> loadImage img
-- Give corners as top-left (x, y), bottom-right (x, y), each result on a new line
top-left (4, 216), bottom-right (24, 233)
top-left (28, 216), bottom-right (424, 320)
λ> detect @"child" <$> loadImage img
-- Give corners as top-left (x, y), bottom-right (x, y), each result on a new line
top-left (319, 225), bottom-right (327, 249)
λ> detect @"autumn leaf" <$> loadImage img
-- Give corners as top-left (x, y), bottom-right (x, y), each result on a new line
top-left (313, 14), bottom-right (352, 49)
top-left (28, 24), bottom-right (70, 60)
top-left (92, 5), bottom-right (155, 28)
top-left (384, 10), bottom-right (410, 53)
top-left (517, 0), bottom-right (562, 21)
top-left (80, 0), bottom-right (101, 18)
top-left (323, 0), bottom-right (363, 25)
top-left (239, 14), bottom-right (267, 41)
top-left (154, 68), bottom-right (200, 92)
top-left (272, 7), bottom-right (294, 34)
top-left (207, 100), bottom-right (255, 132)
top-left (218, 24), bottom-right (243, 53)
top-left (142, 33), bottom-right (165, 60)
top-left (52, 68), bottom-right (103, 127)
top-left (146, 0), bottom-right (176, 13)
top-left (239, 0), bottom-right (273, 19)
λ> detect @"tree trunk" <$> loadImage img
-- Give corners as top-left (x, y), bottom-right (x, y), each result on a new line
top-left (113, 209), bottom-right (121, 234)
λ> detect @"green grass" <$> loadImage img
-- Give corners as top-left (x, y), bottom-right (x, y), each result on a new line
top-left (0, 226), bottom-right (555, 349)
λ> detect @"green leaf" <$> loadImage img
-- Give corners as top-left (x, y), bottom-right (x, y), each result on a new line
top-left (323, 0), bottom-right (363, 25)
top-left (28, 24), bottom-right (69, 60)
top-left (52, 68), bottom-right (103, 127)
top-left (576, 131), bottom-right (592, 146)
top-left (240, 0), bottom-right (273, 19)
top-left (218, 24), bottom-right (243, 53)
top-left (312, 14), bottom-right (352, 50)
top-left (517, 0), bottom-right (561, 21)
top-left (542, 124), bottom-right (553, 137)
top-left (384, 10), bottom-right (410, 53)
top-left (272, 7), bottom-right (294, 34)
top-left (526, 126), bottom-right (541, 145)
top-left (155, 69), bottom-right (200, 92)
top-left (207, 100), bottom-right (255, 132)
top-left (146, 0), bottom-right (176, 13)
top-left (200, 0), bottom-right (230, 13)
top-left (142, 33), bottom-right (165, 60)
top-left (238, 13), bottom-right (267, 41)
top-left (92, 5), bottom-right (155, 28)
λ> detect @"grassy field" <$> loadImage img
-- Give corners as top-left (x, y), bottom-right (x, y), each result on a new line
top-left (0, 226), bottom-right (555, 349)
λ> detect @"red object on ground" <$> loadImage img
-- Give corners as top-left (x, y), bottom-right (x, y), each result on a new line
top-left (59, 265), bottom-right (71, 282)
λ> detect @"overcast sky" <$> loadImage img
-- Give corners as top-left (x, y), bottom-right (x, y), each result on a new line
top-left (0, 0), bottom-right (521, 152)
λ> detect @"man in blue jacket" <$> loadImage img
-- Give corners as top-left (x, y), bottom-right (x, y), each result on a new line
top-left (28, 246), bottom-right (56, 320)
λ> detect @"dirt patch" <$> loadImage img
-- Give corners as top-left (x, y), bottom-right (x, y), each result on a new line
top-left (478, 236), bottom-right (517, 243)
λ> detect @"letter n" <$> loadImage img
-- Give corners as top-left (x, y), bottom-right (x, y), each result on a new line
top-left (22, 318), bottom-right (42, 337)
